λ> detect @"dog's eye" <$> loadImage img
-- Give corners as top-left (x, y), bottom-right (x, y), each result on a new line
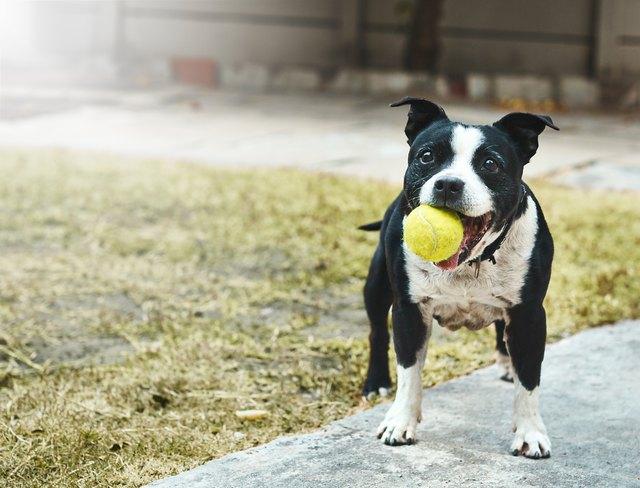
top-left (419, 150), bottom-right (434, 164)
top-left (483, 159), bottom-right (499, 173)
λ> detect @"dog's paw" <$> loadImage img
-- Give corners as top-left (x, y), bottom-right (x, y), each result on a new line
top-left (495, 351), bottom-right (514, 382)
top-left (362, 376), bottom-right (392, 401)
top-left (376, 408), bottom-right (421, 446)
top-left (363, 386), bottom-right (390, 402)
top-left (510, 424), bottom-right (551, 459)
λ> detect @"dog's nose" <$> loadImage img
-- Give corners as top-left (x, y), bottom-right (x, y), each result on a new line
top-left (433, 177), bottom-right (465, 200)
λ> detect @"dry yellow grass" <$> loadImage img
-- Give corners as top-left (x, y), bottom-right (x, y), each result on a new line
top-left (0, 149), bottom-right (638, 487)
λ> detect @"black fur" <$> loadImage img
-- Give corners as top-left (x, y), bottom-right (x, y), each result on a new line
top-left (495, 319), bottom-right (508, 357)
top-left (506, 192), bottom-right (554, 390)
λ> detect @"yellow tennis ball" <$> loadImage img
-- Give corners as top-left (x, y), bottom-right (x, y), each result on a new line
top-left (403, 205), bottom-right (463, 262)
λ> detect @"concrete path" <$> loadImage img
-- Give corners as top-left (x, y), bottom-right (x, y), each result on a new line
top-left (2, 86), bottom-right (640, 187)
top-left (149, 321), bottom-right (640, 488)
top-left (554, 160), bottom-right (640, 191)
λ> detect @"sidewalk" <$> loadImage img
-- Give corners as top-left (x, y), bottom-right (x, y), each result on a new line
top-left (1, 86), bottom-right (640, 189)
top-left (148, 321), bottom-right (640, 488)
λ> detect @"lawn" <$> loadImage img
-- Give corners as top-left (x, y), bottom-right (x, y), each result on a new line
top-left (0, 149), bottom-right (638, 487)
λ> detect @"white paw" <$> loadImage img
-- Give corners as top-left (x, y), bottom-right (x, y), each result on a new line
top-left (511, 423), bottom-right (551, 459)
top-left (364, 387), bottom-right (390, 402)
top-left (376, 405), bottom-right (421, 446)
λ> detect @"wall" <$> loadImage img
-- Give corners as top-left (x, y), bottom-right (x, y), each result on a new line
top-left (122, 0), bottom-right (341, 67)
top-left (26, 1), bottom-right (119, 60)
top-left (122, 0), bottom-right (598, 76)
top-left (12, 0), bottom-right (640, 79)
top-left (364, 0), bottom-right (596, 75)
top-left (597, 0), bottom-right (640, 79)
top-left (440, 0), bottom-right (595, 76)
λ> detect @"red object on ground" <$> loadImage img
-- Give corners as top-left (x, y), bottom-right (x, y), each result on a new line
top-left (171, 58), bottom-right (217, 87)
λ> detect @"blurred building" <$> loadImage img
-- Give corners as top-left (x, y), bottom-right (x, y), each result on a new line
top-left (2, 0), bottom-right (640, 106)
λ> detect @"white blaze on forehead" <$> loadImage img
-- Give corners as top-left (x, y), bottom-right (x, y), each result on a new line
top-left (451, 125), bottom-right (484, 169)
top-left (419, 124), bottom-right (494, 217)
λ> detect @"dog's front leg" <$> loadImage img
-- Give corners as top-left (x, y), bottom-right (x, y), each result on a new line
top-left (377, 299), bottom-right (431, 446)
top-left (507, 304), bottom-right (551, 459)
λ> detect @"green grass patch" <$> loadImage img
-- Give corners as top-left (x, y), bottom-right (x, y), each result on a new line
top-left (0, 149), bottom-right (638, 487)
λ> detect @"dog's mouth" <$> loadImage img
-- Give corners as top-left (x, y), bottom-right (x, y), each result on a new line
top-left (435, 211), bottom-right (493, 271)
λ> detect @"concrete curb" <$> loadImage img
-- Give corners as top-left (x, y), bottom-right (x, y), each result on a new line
top-left (218, 65), bottom-right (602, 108)
top-left (130, 58), bottom-right (612, 108)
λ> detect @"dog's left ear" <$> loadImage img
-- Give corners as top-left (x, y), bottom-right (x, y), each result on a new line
top-left (493, 113), bottom-right (559, 164)
top-left (390, 97), bottom-right (448, 145)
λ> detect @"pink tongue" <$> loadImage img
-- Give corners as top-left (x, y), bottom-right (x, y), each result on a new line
top-left (434, 217), bottom-right (475, 271)
top-left (435, 249), bottom-right (461, 271)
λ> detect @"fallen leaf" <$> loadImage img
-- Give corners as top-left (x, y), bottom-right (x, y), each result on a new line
top-left (235, 409), bottom-right (269, 420)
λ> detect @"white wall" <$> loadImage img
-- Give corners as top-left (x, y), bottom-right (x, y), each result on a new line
top-left (26, 1), bottom-right (118, 59)
top-left (122, 0), bottom-right (342, 67)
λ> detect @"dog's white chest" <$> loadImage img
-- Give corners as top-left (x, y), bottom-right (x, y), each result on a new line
top-left (405, 197), bottom-right (539, 330)
top-left (411, 262), bottom-right (515, 330)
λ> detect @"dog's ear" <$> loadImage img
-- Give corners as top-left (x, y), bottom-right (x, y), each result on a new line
top-left (390, 97), bottom-right (448, 145)
top-left (493, 113), bottom-right (559, 164)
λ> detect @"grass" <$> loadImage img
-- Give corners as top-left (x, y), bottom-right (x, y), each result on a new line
top-left (0, 148), bottom-right (638, 487)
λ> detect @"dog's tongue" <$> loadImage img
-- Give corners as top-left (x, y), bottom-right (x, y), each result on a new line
top-left (432, 213), bottom-right (492, 271)
top-left (435, 216), bottom-right (475, 271)
top-left (435, 249), bottom-right (461, 271)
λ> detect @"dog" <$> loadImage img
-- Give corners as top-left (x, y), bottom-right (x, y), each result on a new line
top-left (360, 97), bottom-right (558, 459)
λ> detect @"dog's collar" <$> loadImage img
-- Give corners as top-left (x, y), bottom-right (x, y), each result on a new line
top-left (468, 184), bottom-right (528, 276)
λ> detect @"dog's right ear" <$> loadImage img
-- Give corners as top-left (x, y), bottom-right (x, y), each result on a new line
top-left (493, 112), bottom-right (559, 164)
top-left (390, 97), bottom-right (448, 145)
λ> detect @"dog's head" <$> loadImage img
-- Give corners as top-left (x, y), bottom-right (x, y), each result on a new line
top-left (393, 97), bottom-right (558, 270)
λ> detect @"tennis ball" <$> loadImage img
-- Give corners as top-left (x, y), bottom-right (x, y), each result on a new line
top-left (403, 205), bottom-right (463, 262)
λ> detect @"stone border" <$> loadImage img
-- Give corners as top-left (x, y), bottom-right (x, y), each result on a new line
top-left (127, 56), bottom-right (640, 109)
top-left (215, 64), bottom-right (602, 109)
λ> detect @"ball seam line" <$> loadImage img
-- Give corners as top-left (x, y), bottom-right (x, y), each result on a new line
top-left (415, 211), bottom-right (439, 256)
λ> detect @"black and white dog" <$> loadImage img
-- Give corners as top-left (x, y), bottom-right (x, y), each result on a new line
top-left (361, 97), bottom-right (558, 459)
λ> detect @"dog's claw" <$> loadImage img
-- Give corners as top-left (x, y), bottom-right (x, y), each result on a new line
top-left (510, 428), bottom-right (551, 459)
top-left (377, 409), bottom-right (419, 446)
